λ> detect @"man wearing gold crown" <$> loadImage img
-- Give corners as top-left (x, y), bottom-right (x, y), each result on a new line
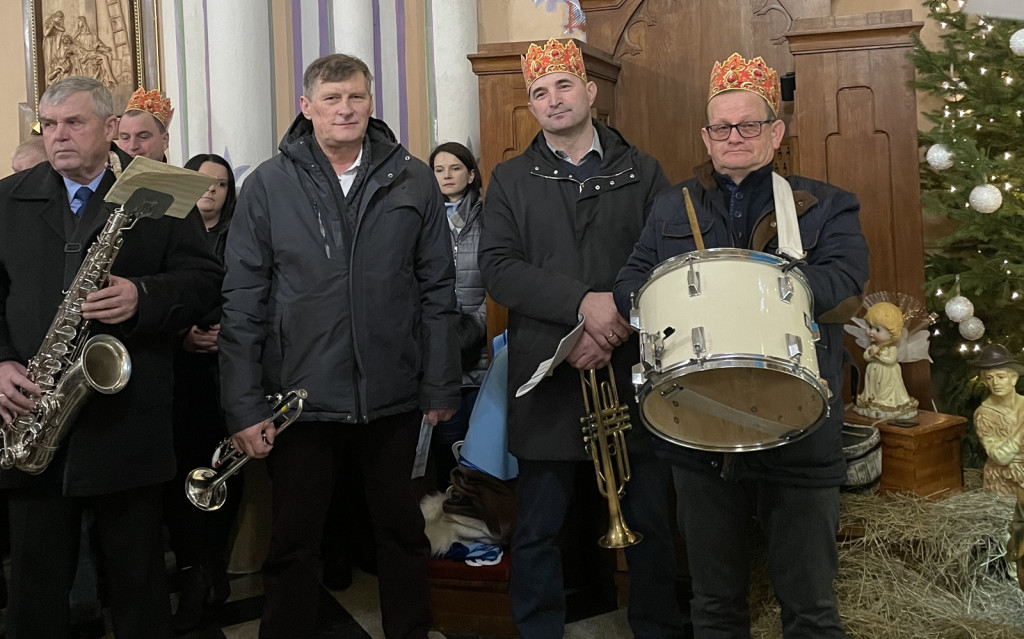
top-left (117, 88), bottom-right (172, 162)
top-left (480, 38), bottom-right (688, 638)
top-left (614, 54), bottom-right (869, 637)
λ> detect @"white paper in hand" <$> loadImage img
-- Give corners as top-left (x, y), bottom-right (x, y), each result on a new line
top-left (515, 318), bottom-right (586, 398)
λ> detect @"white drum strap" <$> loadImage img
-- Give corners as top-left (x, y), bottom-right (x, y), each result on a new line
top-left (772, 172), bottom-right (804, 260)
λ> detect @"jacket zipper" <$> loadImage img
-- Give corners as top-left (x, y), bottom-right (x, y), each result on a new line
top-left (348, 144), bottom-right (404, 423)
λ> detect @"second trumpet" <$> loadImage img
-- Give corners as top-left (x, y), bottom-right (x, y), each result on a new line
top-left (185, 389), bottom-right (307, 511)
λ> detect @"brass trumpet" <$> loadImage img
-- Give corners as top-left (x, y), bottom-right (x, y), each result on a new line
top-left (580, 366), bottom-right (641, 548)
top-left (185, 389), bottom-right (307, 511)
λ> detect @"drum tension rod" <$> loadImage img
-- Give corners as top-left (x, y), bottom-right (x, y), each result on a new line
top-left (781, 257), bottom-right (806, 273)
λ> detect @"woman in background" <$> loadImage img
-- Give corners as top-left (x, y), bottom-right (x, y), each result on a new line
top-left (166, 153), bottom-right (238, 633)
top-left (428, 142), bottom-right (488, 489)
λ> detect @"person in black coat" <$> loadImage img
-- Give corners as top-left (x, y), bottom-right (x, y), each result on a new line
top-left (0, 76), bottom-right (222, 639)
top-left (165, 153), bottom-right (238, 633)
top-left (479, 39), bottom-right (688, 639)
top-left (614, 53), bottom-right (870, 638)
top-left (219, 54), bottom-right (460, 639)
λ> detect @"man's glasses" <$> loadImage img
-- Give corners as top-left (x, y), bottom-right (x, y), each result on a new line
top-left (703, 120), bottom-right (775, 141)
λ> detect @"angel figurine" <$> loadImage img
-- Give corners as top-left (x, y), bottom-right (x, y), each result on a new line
top-left (846, 294), bottom-right (933, 421)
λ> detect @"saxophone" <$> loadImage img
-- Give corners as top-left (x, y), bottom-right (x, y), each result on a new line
top-left (0, 198), bottom-right (134, 474)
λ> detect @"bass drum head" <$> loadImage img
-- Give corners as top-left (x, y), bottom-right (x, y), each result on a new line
top-left (639, 364), bottom-right (828, 452)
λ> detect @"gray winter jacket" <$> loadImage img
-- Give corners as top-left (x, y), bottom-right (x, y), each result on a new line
top-left (219, 114), bottom-right (461, 433)
top-left (450, 190), bottom-right (487, 386)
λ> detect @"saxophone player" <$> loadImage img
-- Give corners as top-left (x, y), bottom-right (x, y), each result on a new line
top-left (0, 77), bottom-right (222, 639)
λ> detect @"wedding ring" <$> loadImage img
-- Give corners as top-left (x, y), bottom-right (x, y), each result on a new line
top-left (607, 333), bottom-right (616, 340)
top-left (0, 393), bottom-right (6, 401)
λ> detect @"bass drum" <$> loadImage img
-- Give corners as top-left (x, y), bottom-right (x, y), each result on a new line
top-left (631, 248), bottom-right (829, 452)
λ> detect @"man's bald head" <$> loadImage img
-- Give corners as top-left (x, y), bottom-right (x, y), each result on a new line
top-left (11, 136), bottom-right (47, 172)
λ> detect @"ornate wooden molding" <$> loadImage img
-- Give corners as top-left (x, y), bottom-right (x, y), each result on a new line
top-left (614, 2), bottom-right (657, 59)
top-left (754, 0), bottom-right (796, 45)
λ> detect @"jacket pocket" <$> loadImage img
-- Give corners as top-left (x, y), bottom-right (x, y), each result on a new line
top-left (660, 217), bottom-right (716, 240)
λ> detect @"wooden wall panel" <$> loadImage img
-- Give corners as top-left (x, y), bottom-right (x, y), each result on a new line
top-left (582, 0), bottom-right (830, 182)
top-left (787, 11), bottom-right (931, 407)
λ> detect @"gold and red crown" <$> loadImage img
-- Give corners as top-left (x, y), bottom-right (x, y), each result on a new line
top-left (521, 38), bottom-right (587, 90)
top-left (123, 87), bottom-right (174, 127)
top-left (708, 53), bottom-right (781, 115)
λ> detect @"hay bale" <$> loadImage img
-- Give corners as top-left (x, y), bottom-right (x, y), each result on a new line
top-left (749, 470), bottom-right (1024, 639)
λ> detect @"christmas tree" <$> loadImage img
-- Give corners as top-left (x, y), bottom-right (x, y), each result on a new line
top-left (914, 0), bottom-right (1024, 463)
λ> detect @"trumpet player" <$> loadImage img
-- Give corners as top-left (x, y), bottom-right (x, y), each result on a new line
top-left (0, 77), bottom-right (222, 639)
top-left (479, 39), bottom-right (689, 639)
top-left (218, 54), bottom-right (461, 639)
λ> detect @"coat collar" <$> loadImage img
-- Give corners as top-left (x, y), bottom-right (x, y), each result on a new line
top-left (10, 147), bottom-right (123, 243)
top-left (692, 161), bottom-right (818, 251)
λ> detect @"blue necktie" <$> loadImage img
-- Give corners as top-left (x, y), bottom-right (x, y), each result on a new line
top-left (71, 186), bottom-right (92, 217)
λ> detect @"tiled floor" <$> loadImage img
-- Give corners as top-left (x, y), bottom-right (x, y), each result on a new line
top-left (93, 569), bottom-right (632, 639)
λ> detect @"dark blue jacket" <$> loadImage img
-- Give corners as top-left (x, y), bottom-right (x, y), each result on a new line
top-left (614, 162), bottom-right (869, 487)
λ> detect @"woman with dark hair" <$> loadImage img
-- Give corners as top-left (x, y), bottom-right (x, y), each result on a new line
top-left (428, 142), bottom-right (487, 488)
top-left (166, 153), bottom-right (238, 632)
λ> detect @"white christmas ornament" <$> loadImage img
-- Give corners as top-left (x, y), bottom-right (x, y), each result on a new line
top-left (969, 184), bottom-right (1003, 213)
top-left (1011, 29), bottom-right (1024, 57)
top-left (945, 295), bottom-right (974, 322)
top-left (958, 316), bottom-right (985, 340)
top-left (926, 144), bottom-right (954, 170)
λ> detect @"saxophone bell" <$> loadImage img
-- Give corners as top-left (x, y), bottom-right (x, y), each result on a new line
top-left (580, 365), bottom-right (642, 549)
top-left (186, 389), bottom-right (307, 511)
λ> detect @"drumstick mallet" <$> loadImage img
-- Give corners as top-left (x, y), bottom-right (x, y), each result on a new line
top-left (682, 187), bottom-right (705, 251)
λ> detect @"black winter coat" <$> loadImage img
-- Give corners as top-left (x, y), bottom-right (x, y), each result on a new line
top-left (479, 121), bottom-right (670, 461)
top-left (0, 152), bottom-right (223, 496)
top-left (614, 162), bottom-right (870, 487)
top-left (219, 115), bottom-right (461, 433)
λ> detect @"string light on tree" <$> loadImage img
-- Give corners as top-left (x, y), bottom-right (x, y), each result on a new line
top-left (968, 183), bottom-right (1003, 213)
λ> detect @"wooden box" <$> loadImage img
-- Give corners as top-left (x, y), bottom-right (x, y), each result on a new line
top-left (844, 408), bottom-right (966, 499)
top-left (428, 555), bottom-right (516, 637)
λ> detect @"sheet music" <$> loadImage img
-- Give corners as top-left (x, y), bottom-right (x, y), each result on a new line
top-left (515, 317), bottom-right (586, 398)
top-left (104, 155), bottom-right (215, 219)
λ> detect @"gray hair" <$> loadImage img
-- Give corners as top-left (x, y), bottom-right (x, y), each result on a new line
top-left (302, 54), bottom-right (373, 98)
top-left (39, 76), bottom-right (114, 120)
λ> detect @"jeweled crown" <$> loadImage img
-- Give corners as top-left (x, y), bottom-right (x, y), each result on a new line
top-left (521, 38), bottom-right (587, 90)
top-left (123, 88), bottom-right (174, 127)
top-left (708, 53), bottom-right (781, 116)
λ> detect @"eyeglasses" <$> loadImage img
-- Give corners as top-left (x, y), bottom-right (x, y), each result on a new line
top-left (703, 120), bottom-right (775, 141)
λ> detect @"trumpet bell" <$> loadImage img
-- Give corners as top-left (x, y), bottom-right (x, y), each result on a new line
top-left (600, 526), bottom-right (642, 549)
top-left (185, 467), bottom-right (227, 512)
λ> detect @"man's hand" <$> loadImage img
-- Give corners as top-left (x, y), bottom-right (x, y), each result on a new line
top-left (425, 408), bottom-right (456, 426)
top-left (230, 419), bottom-right (275, 459)
top-left (578, 292), bottom-right (632, 350)
top-left (82, 275), bottom-right (139, 324)
top-left (0, 360), bottom-right (41, 424)
top-left (183, 324), bottom-right (220, 354)
top-left (566, 331), bottom-right (612, 371)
